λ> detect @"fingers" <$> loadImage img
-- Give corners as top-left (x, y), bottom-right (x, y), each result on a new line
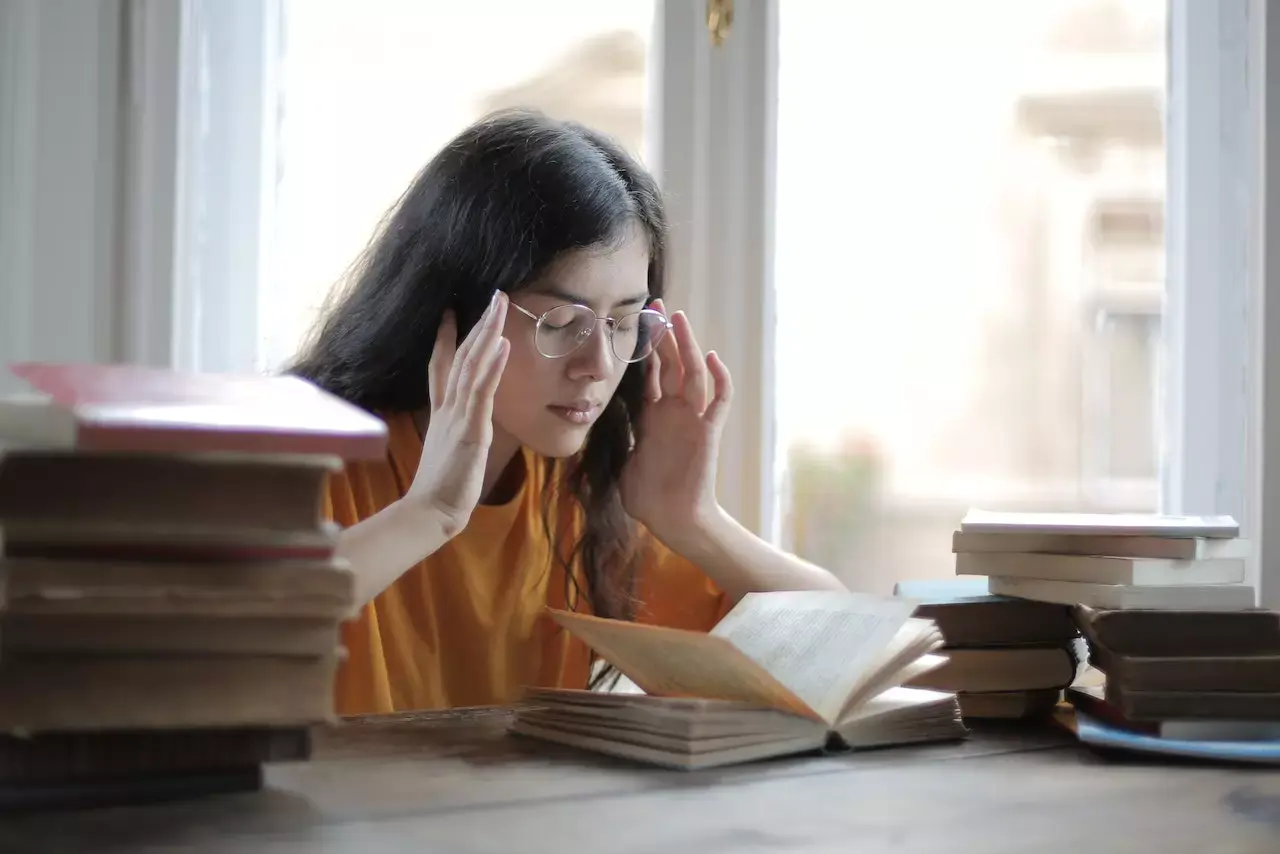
top-left (464, 336), bottom-right (510, 435)
top-left (641, 297), bottom-right (731, 428)
top-left (447, 292), bottom-right (507, 407)
top-left (645, 301), bottom-right (664, 401)
top-left (671, 311), bottom-right (708, 412)
top-left (704, 350), bottom-right (734, 429)
top-left (645, 349), bottom-right (663, 401)
top-left (651, 300), bottom-right (683, 399)
top-left (428, 311), bottom-right (458, 410)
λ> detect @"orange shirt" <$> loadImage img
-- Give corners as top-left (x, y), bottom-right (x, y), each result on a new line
top-left (325, 411), bottom-right (729, 714)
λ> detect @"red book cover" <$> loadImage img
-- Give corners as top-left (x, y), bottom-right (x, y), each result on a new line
top-left (2, 362), bottom-right (388, 460)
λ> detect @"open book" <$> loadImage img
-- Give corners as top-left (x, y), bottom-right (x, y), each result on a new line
top-left (510, 591), bottom-right (968, 770)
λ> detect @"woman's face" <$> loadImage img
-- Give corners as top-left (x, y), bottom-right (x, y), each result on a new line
top-left (492, 227), bottom-right (652, 459)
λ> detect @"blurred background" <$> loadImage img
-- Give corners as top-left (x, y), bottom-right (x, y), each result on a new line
top-left (260, 0), bottom-right (1166, 592)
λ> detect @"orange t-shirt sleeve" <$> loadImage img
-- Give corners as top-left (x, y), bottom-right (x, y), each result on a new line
top-left (633, 532), bottom-right (733, 632)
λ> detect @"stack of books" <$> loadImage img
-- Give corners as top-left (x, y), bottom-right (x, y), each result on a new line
top-left (938, 509), bottom-right (1279, 758)
top-left (952, 509), bottom-right (1257, 611)
top-left (1064, 606), bottom-right (1280, 744)
top-left (0, 362), bottom-right (386, 805)
top-left (893, 577), bottom-right (1081, 720)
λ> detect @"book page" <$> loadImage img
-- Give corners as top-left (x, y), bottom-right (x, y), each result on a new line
top-left (709, 591), bottom-right (916, 724)
top-left (547, 610), bottom-right (820, 720)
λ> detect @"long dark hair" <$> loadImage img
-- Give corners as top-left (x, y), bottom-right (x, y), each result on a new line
top-left (289, 109), bottom-right (666, 643)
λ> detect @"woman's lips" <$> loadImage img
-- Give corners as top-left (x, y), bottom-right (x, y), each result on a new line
top-left (547, 402), bottom-right (600, 425)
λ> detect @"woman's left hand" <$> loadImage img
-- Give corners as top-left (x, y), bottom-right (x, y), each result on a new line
top-left (620, 299), bottom-right (733, 553)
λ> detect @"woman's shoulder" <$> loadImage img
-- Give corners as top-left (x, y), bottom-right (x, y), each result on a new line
top-left (323, 410), bottom-right (419, 526)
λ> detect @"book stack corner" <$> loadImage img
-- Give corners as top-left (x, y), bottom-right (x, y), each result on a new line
top-left (0, 362), bottom-right (385, 807)
top-left (935, 508), bottom-right (1280, 757)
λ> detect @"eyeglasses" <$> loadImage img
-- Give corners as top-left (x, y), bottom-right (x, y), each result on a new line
top-left (509, 302), bottom-right (672, 363)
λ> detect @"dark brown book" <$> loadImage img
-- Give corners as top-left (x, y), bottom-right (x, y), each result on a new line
top-left (1066, 684), bottom-right (1157, 731)
top-left (908, 644), bottom-right (1079, 693)
top-left (0, 767), bottom-right (264, 812)
top-left (1097, 682), bottom-right (1280, 721)
top-left (957, 688), bottom-right (1061, 719)
top-left (894, 578), bottom-right (1078, 646)
top-left (1088, 643), bottom-right (1280, 693)
top-left (1074, 604), bottom-right (1280, 657)
top-left (0, 450), bottom-right (339, 536)
top-left (0, 726), bottom-right (311, 783)
top-left (0, 556), bottom-right (355, 620)
top-left (0, 655), bottom-right (341, 732)
top-left (1, 613), bottom-right (340, 657)
top-left (1066, 684), bottom-right (1280, 739)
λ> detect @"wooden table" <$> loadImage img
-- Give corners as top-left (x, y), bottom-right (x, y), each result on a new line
top-left (0, 708), bottom-right (1277, 853)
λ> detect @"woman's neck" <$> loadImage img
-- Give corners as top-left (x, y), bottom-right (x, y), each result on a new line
top-left (482, 426), bottom-right (525, 505)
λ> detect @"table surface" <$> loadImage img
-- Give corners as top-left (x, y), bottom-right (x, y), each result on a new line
top-left (0, 707), bottom-right (1277, 854)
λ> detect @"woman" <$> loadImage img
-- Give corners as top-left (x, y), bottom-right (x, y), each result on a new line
top-left (290, 109), bottom-right (844, 716)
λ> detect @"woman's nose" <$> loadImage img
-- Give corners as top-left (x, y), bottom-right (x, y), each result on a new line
top-left (565, 321), bottom-right (613, 380)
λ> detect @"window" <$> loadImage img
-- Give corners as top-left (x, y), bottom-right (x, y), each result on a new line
top-left (1080, 198), bottom-right (1163, 499)
top-left (153, 0), bottom-right (1272, 604)
top-left (773, 0), bottom-right (1168, 591)
top-left (258, 0), bottom-right (655, 372)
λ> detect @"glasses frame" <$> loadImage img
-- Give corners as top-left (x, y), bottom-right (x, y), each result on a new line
top-left (509, 301), bottom-right (672, 363)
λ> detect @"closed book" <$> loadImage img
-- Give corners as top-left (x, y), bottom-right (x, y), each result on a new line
top-left (959, 509), bottom-right (1239, 539)
top-left (956, 552), bottom-right (1245, 586)
top-left (909, 645), bottom-right (1078, 693)
top-left (0, 451), bottom-right (340, 539)
top-left (987, 576), bottom-right (1256, 610)
top-left (1088, 645), bottom-right (1280, 693)
top-left (0, 362), bottom-right (387, 459)
top-left (956, 689), bottom-right (1061, 719)
top-left (1074, 605), bottom-right (1280, 656)
top-left (0, 655), bottom-right (341, 733)
top-left (951, 529), bottom-right (1251, 560)
top-left (0, 726), bottom-right (311, 783)
top-left (893, 577), bottom-right (1077, 646)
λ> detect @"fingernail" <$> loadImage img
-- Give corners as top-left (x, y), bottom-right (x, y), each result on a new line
top-left (490, 291), bottom-right (499, 307)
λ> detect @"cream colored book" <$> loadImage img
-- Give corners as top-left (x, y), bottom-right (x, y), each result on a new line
top-left (959, 509), bottom-right (1239, 539)
top-left (955, 551), bottom-right (1247, 586)
top-left (987, 575), bottom-right (1257, 610)
top-left (951, 529), bottom-right (1250, 561)
top-left (510, 591), bottom-right (968, 770)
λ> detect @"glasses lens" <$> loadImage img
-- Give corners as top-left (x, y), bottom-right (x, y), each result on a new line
top-left (612, 309), bottom-right (670, 362)
top-left (536, 305), bottom-right (597, 357)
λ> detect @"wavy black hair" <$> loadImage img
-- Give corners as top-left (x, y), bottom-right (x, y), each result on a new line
top-left (288, 109), bottom-right (666, 679)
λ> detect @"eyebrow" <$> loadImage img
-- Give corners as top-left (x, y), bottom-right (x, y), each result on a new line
top-left (532, 287), bottom-right (650, 310)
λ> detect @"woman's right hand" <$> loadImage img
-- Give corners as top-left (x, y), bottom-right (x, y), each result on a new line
top-left (405, 291), bottom-right (510, 536)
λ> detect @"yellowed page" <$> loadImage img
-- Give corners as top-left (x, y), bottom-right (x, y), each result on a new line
top-left (547, 609), bottom-right (820, 720)
top-left (709, 591), bottom-right (916, 724)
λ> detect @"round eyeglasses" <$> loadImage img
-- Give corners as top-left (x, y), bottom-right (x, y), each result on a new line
top-left (510, 302), bottom-right (672, 363)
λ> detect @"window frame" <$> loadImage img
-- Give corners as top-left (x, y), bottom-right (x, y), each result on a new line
top-left (0, 0), bottom-right (127, 393)
top-left (93, 0), bottom-right (1279, 606)
top-left (650, 0), bottom-right (780, 541)
top-left (1163, 0), bottom-right (1276, 606)
top-left (720, 0), bottom-right (1279, 607)
top-left (169, 0), bottom-right (281, 375)
top-left (1250, 0), bottom-right (1280, 609)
